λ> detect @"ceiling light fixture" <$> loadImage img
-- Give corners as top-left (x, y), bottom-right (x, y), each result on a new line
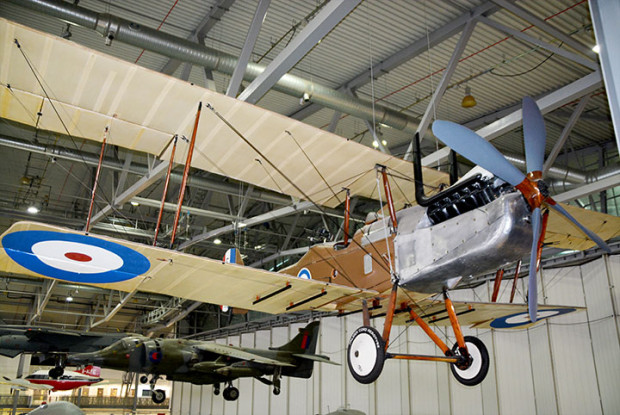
top-left (213, 238), bottom-right (222, 245)
top-left (461, 85), bottom-right (477, 108)
top-left (592, 44), bottom-right (600, 54)
top-left (27, 206), bottom-right (39, 214)
top-left (130, 201), bottom-right (140, 206)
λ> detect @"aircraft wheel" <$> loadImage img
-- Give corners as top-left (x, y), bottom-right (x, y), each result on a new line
top-left (151, 389), bottom-right (166, 404)
top-left (48, 366), bottom-right (64, 379)
top-left (214, 384), bottom-right (220, 395)
top-left (223, 386), bottom-right (239, 401)
top-left (450, 336), bottom-right (489, 386)
top-left (273, 386), bottom-right (280, 395)
top-left (347, 326), bottom-right (385, 384)
top-left (139, 375), bottom-right (148, 384)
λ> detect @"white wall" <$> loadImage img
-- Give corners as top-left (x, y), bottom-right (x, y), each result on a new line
top-left (155, 254), bottom-right (620, 414)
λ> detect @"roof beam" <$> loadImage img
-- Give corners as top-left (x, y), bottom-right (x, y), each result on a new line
top-left (249, 246), bottom-right (310, 268)
top-left (160, 0), bottom-right (237, 75)
top-left (89, 289), bottom-right (138, 330)
top-left (553, 173), bottom-right (620, 203)
top-left (89, 160), bottom-right (169, 226)
top-left (289, 1), bottom-right (499, 121)
top-left (179, 200), bottom-right (316, 250)
top-left (543, 95), bottom-right (590, 175)
top-left (478, 16), bottom-right (598, 70)
top-left (226, 0), bottom-right (271, 97)
top-left (28, 280), bottom-right (57, 324)
top-left (422, 71), bottom-right (603, 167)
top-left (238, 0), bottom-right (360, 103)
top-left (589, 0), bottom-right (620, 153)
top-left (491, 0), bottom-right (596, 59)
top-left (131, 196), bottom-right (239, 222)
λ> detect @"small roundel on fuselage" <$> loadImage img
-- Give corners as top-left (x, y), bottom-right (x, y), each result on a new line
top-left (297, 268), bottom-right (312, 280)
top-left (2, 230), bottom-right (151, 283)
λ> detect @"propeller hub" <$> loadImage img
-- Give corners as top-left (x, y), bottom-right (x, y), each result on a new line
top-left (515, 178), bottom-right (544, 210)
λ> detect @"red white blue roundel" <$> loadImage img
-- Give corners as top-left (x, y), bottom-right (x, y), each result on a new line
top-left (2, 230), bottom-right (150, 283)
top-left (490, 308), bottom-right (576, 328)
top-left (297, 267), bottom-right (312, 280)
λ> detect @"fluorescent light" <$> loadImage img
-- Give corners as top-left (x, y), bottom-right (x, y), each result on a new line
top-left (592, 44), bottom-right (600, 54)
top-left (213, 238), bottom-right (222, 245)
top-left (130, 201), bottom-right (140, 206)
top-left (66, 295), bottom-right (73, 302)
top-left (27, 206), bottom-right (39, 214)
top-left (237, 222), bottom-right (247, 228)
top-left (372, 141), bottom-right (379, 148)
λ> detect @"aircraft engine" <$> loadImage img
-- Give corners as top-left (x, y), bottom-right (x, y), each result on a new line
top-left (140, 339), bottom-right (197, 373)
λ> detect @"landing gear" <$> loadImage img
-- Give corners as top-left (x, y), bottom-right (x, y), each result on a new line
top-left (346, 284), bottom-right (490, 387)
top-left (223, 383), bottom-right (239, 401)
top-left (151, 389), bottom-right (166, 404)
top-left (139, 375), bottom-right (149, 384)
top-left (48, 366), bottom-right (64, 379)
top-left (272, 367), bottom-right (281, 396)
top-left (148, 374), bottom-right (166, 404)
top-left (213, 383), bottom-right (220, 395)
top-left (347, 326), bottom-right (385, 384)
top-left (450, 336), bottom-right (489, 386)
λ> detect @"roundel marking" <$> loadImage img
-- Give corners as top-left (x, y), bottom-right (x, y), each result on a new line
top-left (490, 308), bottom-right (576, 328)
top-left (149, 350), bottom-right (162, 363)
top-left (297, 268), bottom-right (312, 280)
top-left (2, 230), bottom-right (150, 283)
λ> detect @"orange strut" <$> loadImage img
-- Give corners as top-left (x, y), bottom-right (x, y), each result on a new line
top-left (407, 308), bottom-right (450, 355)
top-left (380, 167), bottom-right (398, 230)
top-left (445, 295), bottom-right (467, 352)
top-left (382, 284), bottom-right (399, 351)
top-left (153, 135), bottom-right (178, 246)
top-left (510, 260), bottom-right (522, 303)
top-left (170, 102), bottom-right (202, 247)
top-left (491, 269), bottom-right (504, 302)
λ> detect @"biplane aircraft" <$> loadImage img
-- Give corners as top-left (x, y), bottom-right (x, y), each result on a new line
top-left (1, 19), bottom-right (619, 393)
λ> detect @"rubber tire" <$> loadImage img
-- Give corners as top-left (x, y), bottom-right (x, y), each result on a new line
top-left (273, 387), bottom-right (281, 395)
top-left (48, 367), bottom-right (64, 379)
top-left (450, 336), bottom-right (490, 386)
top-left (152, 389), bottom-right (166, 404)
top-left (223, 386), bottom-right (239, 401)
top-left (139, 375), bottom-right (148, 384)
top-left (214, 386), bottom-right (220, 396)
top-left (347, 325), bottom-right (385, 384)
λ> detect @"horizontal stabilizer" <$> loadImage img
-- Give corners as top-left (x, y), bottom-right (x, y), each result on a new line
top-left (292, 353), bottom-right (340, 365)
top-left (195, 343), bottom-right (295, 367)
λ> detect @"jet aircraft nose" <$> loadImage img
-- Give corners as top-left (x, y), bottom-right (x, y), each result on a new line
top-left (67, 351), bottom-right (103, 366)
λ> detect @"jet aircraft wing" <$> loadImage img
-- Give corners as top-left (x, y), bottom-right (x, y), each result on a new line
top-left (194, 343), bottom-right (296, 367)
top-left (0, 221), bottom-right (379, 314)
top-left (0, 376), bottom-right (53, 391)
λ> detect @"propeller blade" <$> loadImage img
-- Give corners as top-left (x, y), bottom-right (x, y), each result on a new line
top-left (522, 96), bottom-right (546, 173)
top-left (528, 207), bottom-right (542, 322)
top-left (432, 120), bottom-right (525, 186)
top-left (547, 200), bottom-right (611, 253)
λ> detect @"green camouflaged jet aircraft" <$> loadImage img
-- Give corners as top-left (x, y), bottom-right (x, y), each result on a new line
top-left (47, 321), bottom-right (334, 402)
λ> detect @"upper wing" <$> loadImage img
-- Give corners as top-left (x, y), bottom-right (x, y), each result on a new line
top-left (544, 202), bottom-right (620, 251)
top-left (0, 18), bottom-right (448, 209)
top-left (0, 221), bottom-right (378, 314)
top-left (194, 343), bottom-right (295, 367)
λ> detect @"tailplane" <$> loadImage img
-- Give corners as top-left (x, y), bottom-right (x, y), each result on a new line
top-left (275, 321), bottom-right (337, 379)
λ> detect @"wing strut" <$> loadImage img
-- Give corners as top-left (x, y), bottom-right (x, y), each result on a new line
top-left (154, 135), bottom-right (178, 246)
top-left (85, 129), bottom-right (108, 233)
top-left (170, 102), bottom-right (202, 247)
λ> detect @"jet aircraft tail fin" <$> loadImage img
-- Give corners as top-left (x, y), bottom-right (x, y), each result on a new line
top-left (76, 365), bottom-right (101, 378)
top-left (223, 248), bottom-right (244, 265)
top-left (274, 321), bottom-right (326, 379)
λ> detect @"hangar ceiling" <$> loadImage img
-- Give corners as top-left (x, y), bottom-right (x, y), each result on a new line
top-left (0, 0), bottom-right (617, 336)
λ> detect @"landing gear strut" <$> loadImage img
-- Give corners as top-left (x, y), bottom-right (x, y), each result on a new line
top-left (272, 367), bottom-right (281, 395)
top-left (222, 382), bottom-right (239, 401)
top-left (148, 374), bottom-right (166, 404)
top-left (213, 383), bottom-right (220, 396)
top-left (48, 355), bottom-right (66, 379)
top-left (346, 284), bottom-right (490, 386)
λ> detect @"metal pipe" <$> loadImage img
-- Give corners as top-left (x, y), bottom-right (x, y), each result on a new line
top-left (8, 0), bottom-right (419, 133)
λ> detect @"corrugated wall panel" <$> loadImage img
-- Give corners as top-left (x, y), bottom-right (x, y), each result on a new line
top-left (527, 324), bottom-right (558, 415)
top-left (239, 331), bottom-right (256, 415)
top-left (407, 326), bottom-right (441, 415)
top-left (375, 320), bottom-right (405, 415)
top-left (253, 329), bottom-right (272, 414)
top-left (270, 326), bottom-right (289, 415)
top-left (189, 383), bottom-right (202, 414)
top-left (319, 317), bottom-right (344, 413)
top-left (288, 321), bottom-right (312, 414)
top-left (546, 266), bottom-right (602, 415)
